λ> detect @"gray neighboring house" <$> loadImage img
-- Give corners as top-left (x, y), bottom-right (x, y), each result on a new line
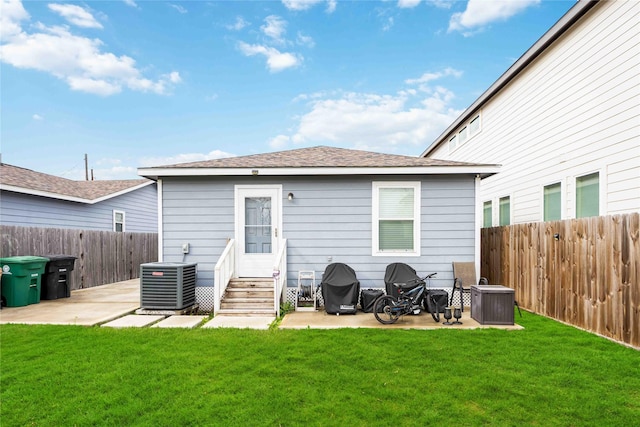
top-left (138, 146), bottom-right (498, 314)
top-left (0, 163), bottom-right (157, 232)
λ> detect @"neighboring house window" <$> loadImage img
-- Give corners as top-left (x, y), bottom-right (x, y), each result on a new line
top-left (372, 182), bottom-right (420, 256)
top-left (113, 210), bottom-right (125, 232)
top-left (483, 201), bottom-right (492, 228)
top-left (499, 196), bottom-right (510, 226)
top-left (469, 114), bottom-right (481, 135)
top-left (544, 183), bottom-right (561, 221)
top-left (458, 126), bottom-right (468, 144)
top-left (576, 172), bottom-right (599, 218)
top-left (448, 135), bottom-right (457, 153)
top-left (449, 113), bottom-right (481, 152)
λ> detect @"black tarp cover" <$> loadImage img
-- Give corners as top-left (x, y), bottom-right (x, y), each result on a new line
top-left (321, 263), bottom-right (360, 314)
top-left (384, 263), bottom-right (424, 298)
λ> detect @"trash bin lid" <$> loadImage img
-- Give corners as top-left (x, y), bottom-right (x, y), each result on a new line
top-left (0, 256), bottom-right (50, 264)
top-left (41, 255), bottom-right (77, 261)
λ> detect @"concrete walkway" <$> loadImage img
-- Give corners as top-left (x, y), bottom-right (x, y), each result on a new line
top-left (0, 279), bottom-right (140, 326)
top-left (0, 280), bottom-right (522, 331)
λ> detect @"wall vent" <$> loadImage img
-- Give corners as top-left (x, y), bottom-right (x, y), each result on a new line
top-left (140, 262), bottom-right (197, 310)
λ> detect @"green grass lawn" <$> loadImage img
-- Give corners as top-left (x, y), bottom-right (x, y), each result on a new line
top-left (1, 312), bottom-right (638, 426)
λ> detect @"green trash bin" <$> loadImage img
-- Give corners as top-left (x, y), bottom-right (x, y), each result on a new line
top-left (0, 256), bottom-right (49, 307)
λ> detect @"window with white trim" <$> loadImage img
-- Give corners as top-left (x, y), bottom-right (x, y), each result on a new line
top-left (543, 183), bottom-right (561, 221)
top-left (576, 172), bottom-right (599, 218)
top-left (448, 113), bottom-right (481, 153)
top-left (483, 201), bottom-right (492, 228)
top-left (113, 210), bottom-right (125, 232)
top-left (448, 135), bottom-right (457, 153)
top-left (372, 182), bottom-right (420, 256)
top-left (499, 196), bottom-right (510, 226)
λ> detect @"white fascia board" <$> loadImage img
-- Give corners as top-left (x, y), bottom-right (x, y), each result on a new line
top-left (138, 166), bottom-right (500, 179)
top-left (90, 180), bottom-right (155, 204)
top-left (0, 180), bottom-right (155, 205)
top-left (0, 184), bottom-right (92, 204)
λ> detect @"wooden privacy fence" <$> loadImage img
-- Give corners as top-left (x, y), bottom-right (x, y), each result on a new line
top-left (1, 226), bottom-right (158, 290)
top-left (481, 213), bottom-right (639, 348)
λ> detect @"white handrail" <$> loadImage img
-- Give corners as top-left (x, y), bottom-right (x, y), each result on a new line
top-left (214, 239), bottom-right (235, 314)
top-left (273, 239), bottom-right (287, 317)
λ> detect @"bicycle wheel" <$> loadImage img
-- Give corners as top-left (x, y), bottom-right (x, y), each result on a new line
top-left (373, 295), bottom-right (400, 324)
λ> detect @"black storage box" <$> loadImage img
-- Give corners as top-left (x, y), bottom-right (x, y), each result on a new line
top-left (471, 285), bottom-right (515, 325)
top-left (360, 289), bottom-right (384, 313)
top-left (40, 255), bottom-right (76, 300)
top-left (424, 289), bottom-right (448, 313)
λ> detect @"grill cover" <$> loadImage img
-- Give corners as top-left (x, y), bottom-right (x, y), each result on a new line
top-left (384, 263), bottom-right (424, 298)
top-left (321, 263), bottom-right (360, 314)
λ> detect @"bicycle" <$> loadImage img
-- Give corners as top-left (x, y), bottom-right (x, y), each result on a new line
top-left (373, 272), bottom-right (442, 324)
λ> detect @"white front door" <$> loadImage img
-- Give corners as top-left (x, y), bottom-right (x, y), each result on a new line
top-left (235, 185), bottom-right (282, 277)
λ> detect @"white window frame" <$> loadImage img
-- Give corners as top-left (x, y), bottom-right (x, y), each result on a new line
top-left (448, 112), bottom-right (481, 154)
top-left (498, 195), bottom-right (511, 226)
top-left (573, 170), bottom-right (604, 219)
top-left (372, 181), bottom-right (421, 257)
top-left (541, 180), bottom-right (564, 222)
top-left (113, 210), bottom-right (126, 232)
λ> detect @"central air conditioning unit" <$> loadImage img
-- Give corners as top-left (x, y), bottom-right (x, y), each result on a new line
top-left (140, 262), bottom-right (197, 310)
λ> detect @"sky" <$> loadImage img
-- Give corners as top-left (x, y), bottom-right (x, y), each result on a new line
top-left (1, 0), bottom-right (575, 181)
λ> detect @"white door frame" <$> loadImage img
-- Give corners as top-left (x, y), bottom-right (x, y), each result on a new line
top-left (234, 185), bottom-right (283, 277)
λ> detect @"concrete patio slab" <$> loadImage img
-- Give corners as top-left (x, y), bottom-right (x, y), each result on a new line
top-left (279, 309), bottom-right (524, 330)
top-left (0, 279), bottom-right (140, 326)
top-left (102, 314), bottom-right (165, 328)
top-left (202, 316), bottom-right (275, 330)
top-left (152, 315), bottom-right (208, 328)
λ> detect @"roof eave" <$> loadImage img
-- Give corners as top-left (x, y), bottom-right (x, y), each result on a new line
top-left (421, 0), bottom-right (599, 157)
top-left (138, 165), bottom-right (500, 180)
top-left (0, 180), bottom-right (155, 204)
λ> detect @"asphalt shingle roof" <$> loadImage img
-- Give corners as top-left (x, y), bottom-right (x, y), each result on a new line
top-left (155, 146), bottom-right (490, 169)
top-left (0, 163), bottom-right (151, 201)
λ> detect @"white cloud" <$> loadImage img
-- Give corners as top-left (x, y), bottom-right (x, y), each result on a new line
top-left (139, 150), bottom-right (236, 167)
top-left (296, 32), bottom-right (315, 48)
top-left (123, 0), bottom-right (138, 8)
top-left (170, 4), bottom-right (187, 14)
top-left (32, 113), bottom-right (43, 120)
top-left (282, 0), bottom-right (336, 13)
top-left (382, 17), bottom-right (394, 32)
top-left (405, 67), bottom-right (462, 85)
top-left (0, 2), bottom-right (181, 96)
top-left (261, 15), bottom-right (287, 43)
top-left (227, 16), bottom-right (249, 31)
top-left (398, 0), bottom-right (421, 8)
top-left (48, 3), bottom-right (103, 29)
top-left (1, 0), bottom-right (29, 39)
top-left (274, 69), bottom-right (462, 151)
top-left (237, 42), bottom-right (302, 73)
top-left (449, 0), bottom-right (540, 35)
top-left (268, 135), bottom-right (290, 149)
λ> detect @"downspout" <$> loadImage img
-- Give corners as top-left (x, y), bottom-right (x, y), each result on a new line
top-left (474, 175), bottom-right (482, 280)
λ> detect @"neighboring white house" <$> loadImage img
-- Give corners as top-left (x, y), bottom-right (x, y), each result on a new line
top-left (422, 0), bottom-right (639, 226)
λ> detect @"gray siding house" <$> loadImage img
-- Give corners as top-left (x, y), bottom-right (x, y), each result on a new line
top-left (139, 146), bottom-right (497, 315)
top-left (0, 163), bottom-right (157, 233)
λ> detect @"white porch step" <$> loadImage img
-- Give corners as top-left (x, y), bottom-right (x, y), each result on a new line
top-left (215, 308), bottom-right (276, 317)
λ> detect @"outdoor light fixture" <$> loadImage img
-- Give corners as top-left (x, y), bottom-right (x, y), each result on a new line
top-left (251, 169), bottom-right (259, 176)
top-left (288, 192), bottom-right (294, 201)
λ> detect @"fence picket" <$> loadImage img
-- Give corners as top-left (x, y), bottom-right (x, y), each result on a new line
top-left (481, 213), bottom-right (639, 349)
top-left (0, 226), bottom-right (157, 290)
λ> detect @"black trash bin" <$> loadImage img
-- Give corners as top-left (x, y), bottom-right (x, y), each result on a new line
top-left (40, 255), bottom-right (76, 300)
top-left (360, 289), bottom-right (384, 313)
